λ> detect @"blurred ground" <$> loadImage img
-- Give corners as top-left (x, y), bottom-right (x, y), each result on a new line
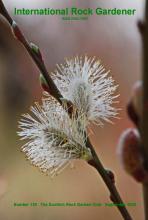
top-left (0, 0), bottom-right (144, 220)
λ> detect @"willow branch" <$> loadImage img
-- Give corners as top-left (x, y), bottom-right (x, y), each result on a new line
top-left (87, 138), bottom-right (132, 220)
top-left (0, 1), bottom-right (132, 219)
top-left (0, 0), bottom-right (63, 105)
top-left (139, 0), bottom-right (148, 219)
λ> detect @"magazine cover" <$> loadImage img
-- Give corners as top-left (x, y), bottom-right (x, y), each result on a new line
top-left (0, 0), bottom-right (146, 220)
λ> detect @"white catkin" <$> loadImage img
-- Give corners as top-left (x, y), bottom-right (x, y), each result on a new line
top-left (52, 56), bottom-right (119, 126)
top-left (18, 95), bottom-right (92, 177)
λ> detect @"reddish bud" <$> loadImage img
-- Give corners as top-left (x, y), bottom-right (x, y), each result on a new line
top-left (127, 81), bottom-right (142, 126)
top-left (117, 128), bottom-right (148, 183)
top-left (11, 21), bottom-right (25, 43)
top-left (106, 169), bottom-right (115, 184)
top-left (39, 74), bottom-right (50, 93)
top-left (30, 42), bottom-right (43, 61)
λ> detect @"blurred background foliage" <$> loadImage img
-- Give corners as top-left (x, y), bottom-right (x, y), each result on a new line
top-left (0, 0), bottom-right (144, 219)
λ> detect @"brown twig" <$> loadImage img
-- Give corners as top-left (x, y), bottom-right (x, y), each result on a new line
top-left (0, 1), bottom-right (132, 219)
top-left (87, 138), bottom-right (132, 220)
top-left (138, 0), bottom-right (148, 219)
